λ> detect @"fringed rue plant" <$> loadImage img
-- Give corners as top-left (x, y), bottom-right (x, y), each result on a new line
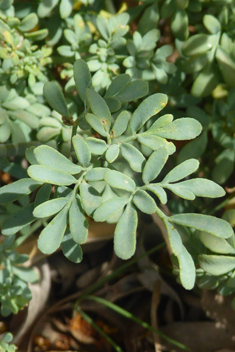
top-left (0, 60), bottom-right (232, 300)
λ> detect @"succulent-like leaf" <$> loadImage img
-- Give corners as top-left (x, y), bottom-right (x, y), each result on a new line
top-left (105, 145), bottom-right (120, 163)
top-left (138, 135), bottom-right (176, 154)
top-left (199, 254), bottom-right (235, 275)
top-left (121, 143), bottom-right (145, 172)
top-left (72, 135), bottom-right (91, 167)
top-left (163, 184), bottom-right (195, 200)
top-left (130, 93), bottom-right (168, 133)
top-left (85, 137), bottom-right (107, 155)
top-left (85, 168), bottom-right (106, 182)
top-left (86, 113), bottom-right (109, 137)
top-left (33, 198), bottom-right (68, 218)
top-left (199, 232), bottom-right (235, 254)
top-left (162, 159), bottom-right (199, 183)
top-left (61, 231), bottom-right (83, 263)
top-left (182, 34), bottom-right (213, 56)
top-left (191, 64), bottom-right (219, 97)
top-left (74, 59), bottom-right (91, 102)
top-left (34, 145), bottom-right (82, 174)
top-left (34, 184), bottom-right (52, 207)
top-left (12, 266), bottom-right (38, 283)
top-left (169, 214), bottom-right (233, 239)
top-left (43, 82), bottom-right (70, 117)
top-left (145, 184), bottom-right (167, 204)
top-left (115, 80), bottom-right (148, 102)
top-left (114, 203), bottom-right (138, 259)
top-left (112, 111), bottom-right (131, 138)
top-left (2, 203), bottom-right (35, 235)
top-left (17, 13), bottom-right (38, 32)
top-left (174, 179), bottom-right (225, 198)
top-left (0, 179), bottom-right (41, 204)
top-left (69, 196), bottom-right (88, 244)
top-left (105, 170), bottom-right (136, 192)
top-left (86, 89), bottom-right (111, 130)
top-left (80, 181), bottom-right (102, 216)
top-left (133, 190), bottom-right (156, 214)
top-left (142, 147), bottom-right (168, 184)
top-left (105, 74), bottom-right (130, 97)
top-left (156, 118), bottom-right (202, 140)
top-left (216, 47), bottom-right (235, 87)
top-left (145, 114), bottom-right (174, 134)
top-left (28, 165), bottom-right (77, 186)
top-left (177, 246), bottom-right (196, 290)
top-left (38, 206), bottom-right (68, 254)
top-left (203, 14), bottom-right (221, 34)
top-left (93, 197), bottom-right (127, 222)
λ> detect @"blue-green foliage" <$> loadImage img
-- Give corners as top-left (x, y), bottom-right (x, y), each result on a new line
top-left (0, 333), bottom-right (16, 352)
top-left (0, 0), bottom-right (235, 317)
top-left (0, 59), bottom-right (231, 293)
top-left (0, 235), bottom-right (38, 316)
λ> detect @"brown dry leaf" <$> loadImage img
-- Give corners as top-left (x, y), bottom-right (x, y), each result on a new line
top-left (68, 313), bottom-right (97, 344)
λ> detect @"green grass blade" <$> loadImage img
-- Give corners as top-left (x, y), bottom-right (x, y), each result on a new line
top-left (75, 307), bottom-right (123, 352)
top-left (83, 295), bottom-right (189, 351)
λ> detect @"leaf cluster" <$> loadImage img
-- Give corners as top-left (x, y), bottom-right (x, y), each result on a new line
top-left (1, 0), bottom-right (235, 317)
